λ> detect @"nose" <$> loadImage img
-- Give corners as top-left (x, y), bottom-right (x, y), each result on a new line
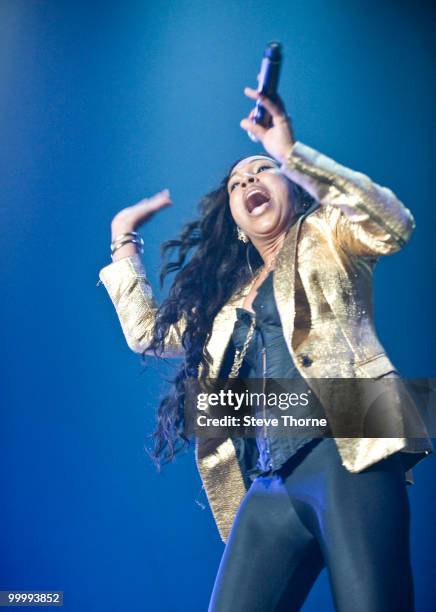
top-left (240, 173), bottom-right (259, 188)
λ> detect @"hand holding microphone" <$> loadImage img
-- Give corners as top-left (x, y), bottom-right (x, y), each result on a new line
top-left (240, 41), bottom-right (296, 165)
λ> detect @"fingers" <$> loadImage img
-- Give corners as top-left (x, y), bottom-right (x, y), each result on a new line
top-left (154, 189), bottom-right (172, 206)
top-left (244, 86), bottom-right (260, 99)
top-left (150, 188), bottom-right (171, 202)
top-left (133, 189), bottom-right (172, 212)
top-left (240, 117), bottom-right (267, 141)
top-left (148, 189), bottom-right (173, 206)
top-left (243, 86), bottom-right (286, 119)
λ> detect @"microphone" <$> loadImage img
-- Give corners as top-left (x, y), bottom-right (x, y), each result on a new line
top-left (248, 41), bottom-right (283, 143)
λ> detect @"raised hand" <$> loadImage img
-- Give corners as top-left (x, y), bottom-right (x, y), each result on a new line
top-left (111, 189), bottom-right (172, 233)
top-left (110, 189), bottom-right (172, 260)
top-left (240, 87), bottom-right (296, 165)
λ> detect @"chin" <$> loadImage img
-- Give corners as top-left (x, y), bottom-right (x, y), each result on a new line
top-left (249, 221), bottom-right (282, 237)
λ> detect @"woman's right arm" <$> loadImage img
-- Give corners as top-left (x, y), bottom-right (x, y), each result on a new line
top-left (98, 190), bottom-right (186, 358)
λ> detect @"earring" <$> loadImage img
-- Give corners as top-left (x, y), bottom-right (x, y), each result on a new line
top-left (237, 226), bottom-right (249, 243)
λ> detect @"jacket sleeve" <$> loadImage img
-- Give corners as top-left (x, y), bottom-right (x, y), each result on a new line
top-left (98, 253), bottom-right (186, 358)
top-left (280, 141), bottom-right (416, 256)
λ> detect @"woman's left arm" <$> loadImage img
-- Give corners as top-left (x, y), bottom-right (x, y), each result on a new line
top-left (280, 141), bottom-right (415, 256)
top-left (240, 87), bottom-right (415, 256)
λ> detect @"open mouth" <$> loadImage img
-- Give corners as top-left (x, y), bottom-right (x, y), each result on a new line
top-left (244, 187), bottom-right (271, 214)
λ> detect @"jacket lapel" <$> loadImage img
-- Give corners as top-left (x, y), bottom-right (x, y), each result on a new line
top-left (271, 213), bottom-right (304, 357)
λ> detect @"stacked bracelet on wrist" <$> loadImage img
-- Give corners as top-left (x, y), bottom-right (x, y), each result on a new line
top-left (110, 231), bottom-right (144, 260)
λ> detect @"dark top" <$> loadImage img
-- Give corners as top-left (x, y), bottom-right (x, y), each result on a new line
top-left (231, 270), bottom-right (317, 483)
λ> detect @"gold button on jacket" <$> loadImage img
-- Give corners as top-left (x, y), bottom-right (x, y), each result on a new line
top-left (98, 141), bottom-right (433, 543)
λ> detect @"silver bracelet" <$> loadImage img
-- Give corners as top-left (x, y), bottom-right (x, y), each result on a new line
top-left (111, 231), bottom-right (144, 250)
top-left (111, 238), bottom-right (144, 259)
top-left (111, 231), bottom-right (143, 248)
top-left (111, 231), bottom-right (141, 244)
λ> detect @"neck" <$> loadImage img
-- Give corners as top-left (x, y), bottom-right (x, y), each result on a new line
top-left (257, 234), bottom-right (286, 270)
top-left (251, 214), bottom-right (297, 271)
top-left (251, 208), bottom-right (299, 270)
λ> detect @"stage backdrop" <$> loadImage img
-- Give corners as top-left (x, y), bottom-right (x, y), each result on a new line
top-left (1, 1), bottom-right (435, 610)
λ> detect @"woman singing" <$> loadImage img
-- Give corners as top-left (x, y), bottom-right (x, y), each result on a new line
top-left (98, 86), bottom-right (432, 611)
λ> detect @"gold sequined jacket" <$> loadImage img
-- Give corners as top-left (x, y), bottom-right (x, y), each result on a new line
top-left (98, 141), bottom-right (433, 543)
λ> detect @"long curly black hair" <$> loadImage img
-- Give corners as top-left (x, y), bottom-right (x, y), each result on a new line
top-left (141, 156), bottom-right (313, 471)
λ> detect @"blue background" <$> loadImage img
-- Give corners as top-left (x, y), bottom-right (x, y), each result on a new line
top-left (1, 1), bottom-right (435, 610)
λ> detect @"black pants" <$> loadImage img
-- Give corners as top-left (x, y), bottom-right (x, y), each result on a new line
top-left (208, 438), bottom-right (414, 612)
